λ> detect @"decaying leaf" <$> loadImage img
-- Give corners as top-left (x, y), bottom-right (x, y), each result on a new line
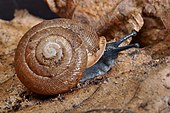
top-left (46, 0), bottom-right (170, 47)
top-left (45, 0), bottom-right (144, 44)
top-left (135, 0), bottom-right (170, 46)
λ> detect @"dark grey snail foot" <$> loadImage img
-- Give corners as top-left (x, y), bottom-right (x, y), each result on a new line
top-left (80, 58), bottom-right (115, 82)
top-left (80, 31), bottom-right (140, 82)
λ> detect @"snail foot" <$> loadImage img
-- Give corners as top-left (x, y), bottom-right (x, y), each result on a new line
top-left (81, 59), bottom-right (114, 82)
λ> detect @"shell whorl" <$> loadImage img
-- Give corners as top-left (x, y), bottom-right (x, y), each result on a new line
top-left (42, 41), bottom-right (62, 59)
top-left (15, 19), bottom-right (100, 95)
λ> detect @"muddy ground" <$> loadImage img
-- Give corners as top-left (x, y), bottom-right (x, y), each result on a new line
top-left (0, 0), bottom-right (170, 113)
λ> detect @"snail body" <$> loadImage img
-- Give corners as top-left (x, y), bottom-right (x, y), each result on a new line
top-left (15, 18), bottom-right (106, 95)
top-left (82, 31), bottom-right (139, 82)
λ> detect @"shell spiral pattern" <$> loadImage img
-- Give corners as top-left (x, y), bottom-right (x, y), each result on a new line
top-left (15, 19), bottom-right (100, 95)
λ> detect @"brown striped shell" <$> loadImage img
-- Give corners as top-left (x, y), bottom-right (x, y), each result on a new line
top-left (15, 18), bottom-right (106, 95)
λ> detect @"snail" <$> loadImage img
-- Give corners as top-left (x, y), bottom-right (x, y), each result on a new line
top-left (15, 18), bottom-right (139, 95)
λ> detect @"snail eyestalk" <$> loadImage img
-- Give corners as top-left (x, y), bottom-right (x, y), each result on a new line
top-left (106, 30), bottom-right (139, 54)
top-left (114, 31), bottom-right (137, 47)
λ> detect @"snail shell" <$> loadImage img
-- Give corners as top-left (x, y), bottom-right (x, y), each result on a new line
top-left (15, 18), bottom-right (106, 95)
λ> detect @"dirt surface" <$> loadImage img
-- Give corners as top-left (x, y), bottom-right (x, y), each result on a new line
top-left (0, 1), bottom-right (170, 113)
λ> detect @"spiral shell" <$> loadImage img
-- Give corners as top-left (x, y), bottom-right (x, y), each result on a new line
top-left (15, 18), bottom-right (106, 95)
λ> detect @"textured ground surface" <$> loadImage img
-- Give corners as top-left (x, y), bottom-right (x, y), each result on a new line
top-left (0, 0), bottom-right (170, 113)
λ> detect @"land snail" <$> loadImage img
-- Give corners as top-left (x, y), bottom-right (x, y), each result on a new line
top-left (15, 18), bottom-right (139, 95)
